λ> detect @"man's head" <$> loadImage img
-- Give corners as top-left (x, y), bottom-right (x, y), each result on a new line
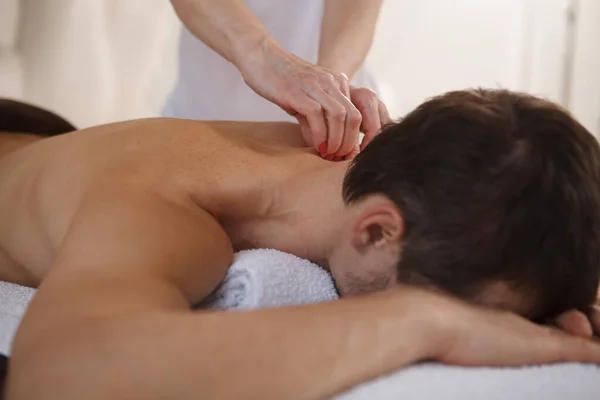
top-left (328, 89), bottom-right (600, 321)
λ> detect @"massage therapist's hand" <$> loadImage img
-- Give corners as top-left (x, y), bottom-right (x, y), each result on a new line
top-left (295, 86), bottom-right (392, 160)
top-left (411, 289), bottom-right (600, 366)
top-left (170, 0), bottom-right (390, 159)
top-left (239, 39), bottom-right (389, 159)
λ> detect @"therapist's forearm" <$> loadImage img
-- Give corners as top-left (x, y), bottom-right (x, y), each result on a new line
top-left (170, 0), bottom-right (276, 69)
top-left (318, 0), bottom-right (383, 79)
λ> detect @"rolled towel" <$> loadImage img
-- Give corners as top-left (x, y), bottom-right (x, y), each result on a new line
top-left (200, 249), bottom-right (339, 310)
top-left (0, 280), bottom-right (35, 355)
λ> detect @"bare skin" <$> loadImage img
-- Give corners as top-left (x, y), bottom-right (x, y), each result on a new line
top-left (1, 119), bottom-right (600, 400)
top-left (0, 119), bottom-right (322, 286)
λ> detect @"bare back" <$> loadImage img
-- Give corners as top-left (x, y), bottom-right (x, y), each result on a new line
top-left (0, 118), bottom-right (314, 286)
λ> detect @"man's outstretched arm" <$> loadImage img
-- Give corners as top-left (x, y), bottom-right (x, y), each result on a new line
top-left (7, 184), bottom-right (600, 400)
top-left (5, 184), bottom-right (434, 400)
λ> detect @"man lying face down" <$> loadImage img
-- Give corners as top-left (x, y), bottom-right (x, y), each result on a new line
top-left (337, 89), bottom-right (600, 322)
top-left (1, 90), bottom-right (600, 400)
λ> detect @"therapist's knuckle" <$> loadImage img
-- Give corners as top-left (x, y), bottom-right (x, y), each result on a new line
top-left (322, 73), bottom-right (337, 87)
top-left (348, 109), bottom-right (362, 127)
top-left (306, 102), bottom-right (323, 116)
top-left (330, 106), bottom-right (346, 122)
top-left (364, 87), bottom-right (377, 97)
top-left (334, 72), bottom-right (349, 85)
top-left (357, 87), bottom-right (376, 100)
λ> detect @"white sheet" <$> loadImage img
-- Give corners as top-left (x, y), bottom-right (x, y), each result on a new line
top-left (1, 250), bottom-right (599, 399)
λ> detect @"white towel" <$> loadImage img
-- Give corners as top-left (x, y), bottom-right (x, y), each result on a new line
top-left (200, 249), bottom-right (339, 310)
top-left (0, 280), bottom-right (34, 356)
top-left (1, 249), bottom-right (599, 399)
top-left (337, 362), bottom-right (600, 400)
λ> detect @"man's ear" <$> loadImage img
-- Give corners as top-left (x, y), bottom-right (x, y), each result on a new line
top-left (350, 199), bottom-right (404, 251)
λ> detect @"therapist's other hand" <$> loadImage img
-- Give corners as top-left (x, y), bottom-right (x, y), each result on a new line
top-left (239, 40), bottom-right (373, 158)
top-left (350, 86), bottom-right (392, 151)
top-left (316, 87), bottom-right (391, 160)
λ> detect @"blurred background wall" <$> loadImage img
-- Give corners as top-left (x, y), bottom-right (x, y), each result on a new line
top-left (371, 0), bottom-right (600, 136)
top-left (0, 0), bottom-right (598, 134)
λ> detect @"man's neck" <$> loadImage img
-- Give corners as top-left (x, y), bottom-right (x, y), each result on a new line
top-left (225, 158), bottom-right (350, 266)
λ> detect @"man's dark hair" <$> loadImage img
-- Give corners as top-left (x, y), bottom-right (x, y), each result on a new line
top-left (343, 89), bottom-right (600, 321)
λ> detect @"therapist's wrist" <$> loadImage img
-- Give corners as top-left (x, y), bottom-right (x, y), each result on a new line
top-left (318, 56), bottom-right (360, 81)
top-left (231, 31), bottom-right (281, 74)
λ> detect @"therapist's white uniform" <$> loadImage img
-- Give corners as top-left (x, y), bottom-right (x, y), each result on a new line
top-left (162, 0), bottom-right (380, 122)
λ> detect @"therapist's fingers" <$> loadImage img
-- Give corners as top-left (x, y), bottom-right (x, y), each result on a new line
top-left (307, 89), bottom-right (350, 158)
top-left (378, 99), bottom-right (392, 125)
top-left (359, 99), bottom-right (393, 150)
top-left (345, 141), bottom-right (361, 161)
top-left (361, 99), bottom-right (393, 150)
top-left (352, 90), bottom-right (381, 149)
top-left (349, 87), bottom-right (391, 150)
top-left (288, 96), bottom-right (327, 153)
top-left (334, 74), bottom-right (362, 157)
top-left (338, 73), bottom-right (352, 98)
top-left (322, 88), bottom-right (362, 158)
